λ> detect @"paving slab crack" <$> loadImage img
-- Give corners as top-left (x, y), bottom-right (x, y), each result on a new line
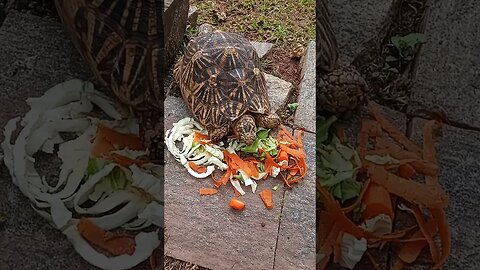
top-left (407, 112), bottom-right (480, 132)
top-left (271, 186), bottom-right (287, 270)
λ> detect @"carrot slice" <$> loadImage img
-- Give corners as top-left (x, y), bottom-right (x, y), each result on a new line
top-left (361, 183), bottom-right (394, 220)
top-left (91, 125), bottom-right (143, 157)
top-left (398, 163), bottom-right (416, 179)
top-left (78, 218), bottom-right (135, 256)
top-left (277, 150), bottom-right (289, 165)
top-left (229, 198), bottom-right (245, 211)
top-left (193, 131), bottom-right (210, 144)
top-left (224, 151), bottom-right (254, 177)
top-left (199, 188), bottom-right (218, 195)
top-left (279, 144), bottom-right (306, 159)
top-left (259, 189), bottom-right (273, 209)
top-left (188, 161), bottom-right (207, 173)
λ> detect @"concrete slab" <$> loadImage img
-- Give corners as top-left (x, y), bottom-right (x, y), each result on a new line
top-left (0, 11), bottom-right (92, 144)
top-left (295, 41), bottom-right (316, 132)
top-left (163, 96), bottom-right (285, 270)
top-left (395, 118), bottom-right (480, 270)
top-left (274, 132), bottom-right (316, 270)
top-left (329, 0), bottom-right (394, 64)
top-left (407, 0), bottom-right (480, 128)
top-left (164, 75), bottom-right (313, 269)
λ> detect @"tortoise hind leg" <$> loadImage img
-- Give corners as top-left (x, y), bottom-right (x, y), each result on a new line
top-left (253, 112), bottom-right (281, 129)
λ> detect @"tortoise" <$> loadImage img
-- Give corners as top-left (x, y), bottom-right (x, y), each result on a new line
top-left (317, 0), bottom-right (367, 114)
top-left (53, 0), bottom-right (164, 161)
top-left (172, 28), bottom-right (281, 145)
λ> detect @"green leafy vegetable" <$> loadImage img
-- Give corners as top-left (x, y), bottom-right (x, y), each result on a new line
top-left (241, 128), bottom-right (278, 157)
top-left (317, 115), bottom-right (337, 145)
top-left (272, 184), bottom-right (280, 191)
top-left (287, 103), bottom-right (299, 111)
top-left (317, 135), bottom-right (362, 203)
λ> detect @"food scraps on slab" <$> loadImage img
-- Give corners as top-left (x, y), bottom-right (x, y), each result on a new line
top-left (316, 101), bottom-right (451, 270)
top-left (1, 79), bottom-right (162, 270)
top-left (165, 118), bottom-right (308, 210)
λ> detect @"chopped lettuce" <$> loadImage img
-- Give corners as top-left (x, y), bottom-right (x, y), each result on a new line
top-left (241, 128), bottom-right (278, 157)
top-left (317, 135), bottom-right (362, 203)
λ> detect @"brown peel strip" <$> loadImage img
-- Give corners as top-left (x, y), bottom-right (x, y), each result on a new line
top-left (367, 101), bottom-right (422, 155)
top-left (410, 206), bottom-right (440, 263)
top-left (367, 165), bottom-right (448, 209)
top-left (398, 218), bottom-right (438, 264)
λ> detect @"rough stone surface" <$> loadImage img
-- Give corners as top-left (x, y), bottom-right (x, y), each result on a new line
top-left (295, 41), bottom-right (316, 132)
top-left (164, 0), bottom-right (189, 70)
top-left (0, 11), bottom-right (131, 270)
top-left (0, 11), bottom-right (91, 145)
top-left (400, 118), bottom-right (480, 270)
top-left (407, 0), bottom-right (480, 128)
top-left (274, 132), bottom-right (316, 270)
top-left (264, 73), bottom-right (291, 112)
top-left (164, 96), bottom-right (285, 270)
top-left (251, 41), bottom-right (274, 58)
top-left (329, 0), bottom-right (393, 64)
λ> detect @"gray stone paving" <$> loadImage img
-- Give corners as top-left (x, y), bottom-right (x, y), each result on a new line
top-left (407, 0), bottom-right (480, 129)
top-left (329, 0), bottom-right (394, 64)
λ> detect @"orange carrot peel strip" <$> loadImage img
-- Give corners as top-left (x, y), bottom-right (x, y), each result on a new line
top-left (78, 218), bottom-right (135, 256)
top-left (199, 188), bottom-right (218, 195)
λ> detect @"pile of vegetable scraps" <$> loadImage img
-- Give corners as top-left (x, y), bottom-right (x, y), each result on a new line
top-left (316, 101), bottom-right (451, 270)
top-left (165, 117), bottom-right (307, 211)
top-left (1, 79), bottom-right (162, 270)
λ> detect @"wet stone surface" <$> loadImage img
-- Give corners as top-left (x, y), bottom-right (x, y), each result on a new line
top-left (407, 0), bottom-right (480, 129)
top-left (295, 41), bottom-right (316, 132)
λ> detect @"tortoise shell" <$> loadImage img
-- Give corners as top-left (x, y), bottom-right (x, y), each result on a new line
top-left (54, 0), bottom-right (164, 111)
top-left (173, 30), bottom-right (272, 130)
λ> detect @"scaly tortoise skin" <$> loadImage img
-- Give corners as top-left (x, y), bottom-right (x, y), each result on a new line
top-left (317, 0), bottom-right (367, 114)
top-left (53, 0), bottom-right (164, 161)
top-left (173, 29), bottom-right (281, 145)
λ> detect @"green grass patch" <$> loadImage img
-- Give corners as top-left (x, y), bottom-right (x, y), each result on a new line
top-left (191, 0), bottom-right (315, 48)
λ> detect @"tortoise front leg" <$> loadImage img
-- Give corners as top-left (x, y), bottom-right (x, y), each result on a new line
top-left (209, 126), bottom-right (229, 143)
top-left (254, 112), bottom-right (281, 129)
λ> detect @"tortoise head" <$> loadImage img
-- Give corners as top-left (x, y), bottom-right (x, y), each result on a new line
top-left (234, 115), bottom-right (257, 146)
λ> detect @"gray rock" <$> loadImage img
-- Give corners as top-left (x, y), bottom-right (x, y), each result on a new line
top-left (164, 0), bottom-right (189, 70)
top-left (329, 0), bottom-right (394, 64)
top-left (407, 0), bottom-right (480, 128)
top-left (405, 118), bottom-right (480, 270)
top-left (274, 132), bottom-right (316, 270)
top-left (295, 41), bottom-right (316, 132)
top-left (264, 73), bottom-right (291, 113)
top-left (251, 41), bottom-right (274, 58)
top-left (187, 5), bottom-right (198, 27)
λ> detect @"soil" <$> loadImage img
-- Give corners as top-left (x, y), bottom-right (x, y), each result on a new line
top-left (352, 0), bottom-right (429, 112)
